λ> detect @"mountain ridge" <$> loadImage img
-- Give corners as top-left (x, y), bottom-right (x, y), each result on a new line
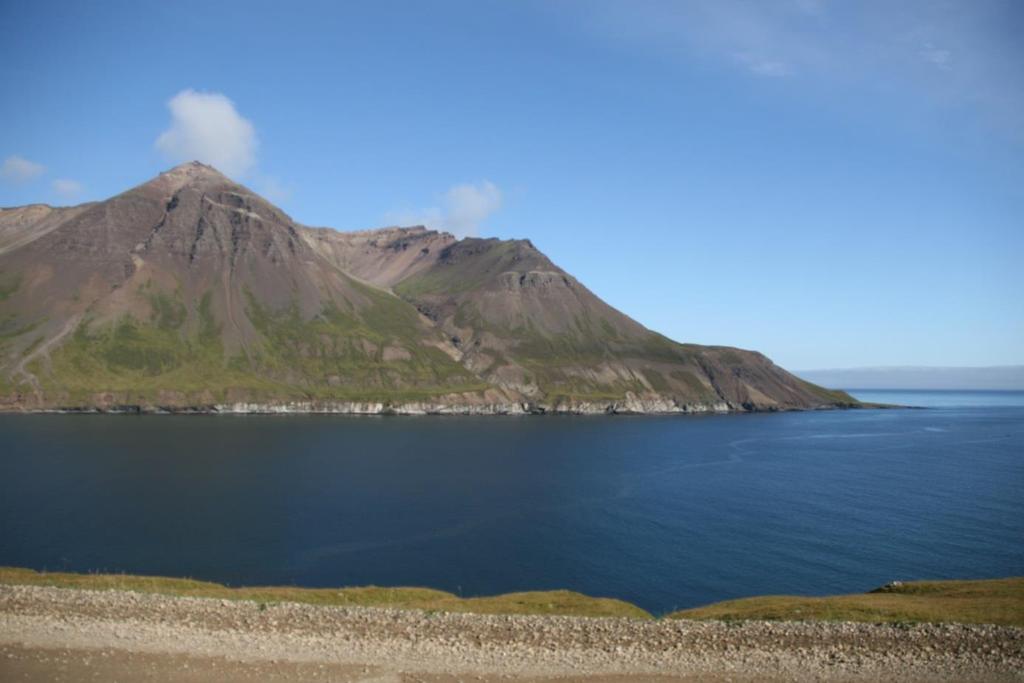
top-left (0, 162), bottom-right (856, 414)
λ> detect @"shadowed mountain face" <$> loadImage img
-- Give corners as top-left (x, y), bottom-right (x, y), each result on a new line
top-left (0, 162), bottom-right (853, 413)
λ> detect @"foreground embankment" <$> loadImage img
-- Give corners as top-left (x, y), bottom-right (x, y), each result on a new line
top-left (1, 577), bottom-right (1022, 682)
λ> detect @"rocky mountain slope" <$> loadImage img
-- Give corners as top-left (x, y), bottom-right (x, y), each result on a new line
top-left (0, 162), bottom-right (855, 413)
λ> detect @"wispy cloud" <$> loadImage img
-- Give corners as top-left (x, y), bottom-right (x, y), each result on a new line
top-left (0, 155), bottom-right (45, 183)
top-left (571, 0), bottom-right (1024, 139)
top-left (576, 1), bottom-right (824, 78)
top-left (51, 178), bottom-right (83, 200)
top-left (919, 43), bottom-right (953, 70)
top-left (442, 181), bottom-right (503, 237)
top-left (733, 53), bottom-right (792, 78)
top-left (387, 181), bottom-right (503, 238)
top-left (155, 89), bottom-right (258, 178)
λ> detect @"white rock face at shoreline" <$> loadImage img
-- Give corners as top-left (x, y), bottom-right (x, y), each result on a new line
top-left (117, 396), bottom-right (735, 415)
top-left (19, 395), bottom-right (742, 415)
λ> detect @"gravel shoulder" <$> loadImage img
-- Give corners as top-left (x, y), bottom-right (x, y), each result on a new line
top-left (1, 584), bottom-right (1022, 682)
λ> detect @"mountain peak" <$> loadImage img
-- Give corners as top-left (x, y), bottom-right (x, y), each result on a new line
top-left (167, 160), bottom-right (227, 176)
top-left (148, 161), bottom-right (234, 194)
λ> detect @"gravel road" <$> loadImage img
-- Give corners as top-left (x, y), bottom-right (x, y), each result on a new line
top-left (1, 585), bottom-right (1021, 682)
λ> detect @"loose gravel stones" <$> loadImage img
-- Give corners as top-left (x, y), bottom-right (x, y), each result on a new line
top-left (1, 585), bottom-right (1021, 682)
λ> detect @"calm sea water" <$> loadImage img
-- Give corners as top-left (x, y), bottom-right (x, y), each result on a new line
top-left (1, 390), bottom-right (1021, 615)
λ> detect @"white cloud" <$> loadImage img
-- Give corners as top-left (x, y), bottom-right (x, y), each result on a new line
top-left (442, 181), bottom-right (503, 237)
top-left (155, 89), bottom-right (257, 178)
top-left (386, 206), bottom-right (444, 230)
top-left (386, 181), bottom-right (502, 238)
top-left (1, 155), bottom-right (45, 183)
top-left (52, 178), bottom-right (83, 199)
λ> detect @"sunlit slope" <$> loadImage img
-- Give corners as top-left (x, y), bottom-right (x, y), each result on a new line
top-left (0, 163), bottom-right (484, 408)
top-left (0, 162), bottom-right (854, 412)
top-left (383, 234), bottom-right (852, 409)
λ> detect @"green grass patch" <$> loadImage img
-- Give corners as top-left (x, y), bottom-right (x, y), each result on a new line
top-left (0, 567), bottom-right (649, 619)
top-left (19, 335), bottom-right (44, 358)
top-left (668, 577), bottom-right (1024, 626)
top-left (99, 317), bottom-right (183, 375)
top-left (669, 369), bottom-right (713, 397)
top-left (148, 290), bottom-right (187, 331)
top-left (796, 378), bottom-right (860, 406)
top-left (641, 368), bottom-right (670, 392)
top-left (32, 280), bottom-right (493, 406)
top-left (0, 312), bottom-right (43, 361)
top-left (0, 273), bottom-right (20, 302)
top-left (2, 568), bottom-right (1018, 625)
top-left (40, 295), bottom-right (292, 406)
top-left (0, 313), bottom-right (41, 341)
top-left (243, 287), bottom-right (487, 400)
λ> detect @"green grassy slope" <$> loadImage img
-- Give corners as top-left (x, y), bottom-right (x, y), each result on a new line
top-left (0, 567), bottom-right (649, 619)
top-left (242, 279), bottom-right (487, 399)
top-left (33, 282), bottom-right (487, 407)
top-left (2, 568), bottom-right (1020, 625)
top-left (668, 578), bottom-right (1024, 626)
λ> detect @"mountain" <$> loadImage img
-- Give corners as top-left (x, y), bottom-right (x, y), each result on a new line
top-left (0, 162), bottom-right (855, 414)
top-left (797, 366), bottom-right (1024, 391)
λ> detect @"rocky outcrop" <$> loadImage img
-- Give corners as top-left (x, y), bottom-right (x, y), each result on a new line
top-left (25, 397), bottom-right (742, 416)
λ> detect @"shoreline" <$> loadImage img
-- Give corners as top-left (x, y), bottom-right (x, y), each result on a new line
top-left (2, 568), bottom-right (1020, 625)
top-left (0, 400), bottom-right (875, 416)
top-left (2, 583), bottom-right (1021, 682)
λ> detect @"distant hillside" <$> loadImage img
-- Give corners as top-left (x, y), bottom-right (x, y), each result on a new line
top-left (0, 161), bottom-right (856, 414)
top-left (797, 366), bottom-right (1024, 391)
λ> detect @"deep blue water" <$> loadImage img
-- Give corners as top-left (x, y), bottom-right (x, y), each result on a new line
top-left (1, 391), bottom-right (1022, 615)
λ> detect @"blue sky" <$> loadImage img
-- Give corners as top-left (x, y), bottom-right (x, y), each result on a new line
top-left (1, 0), bottom-right (1021, 369)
